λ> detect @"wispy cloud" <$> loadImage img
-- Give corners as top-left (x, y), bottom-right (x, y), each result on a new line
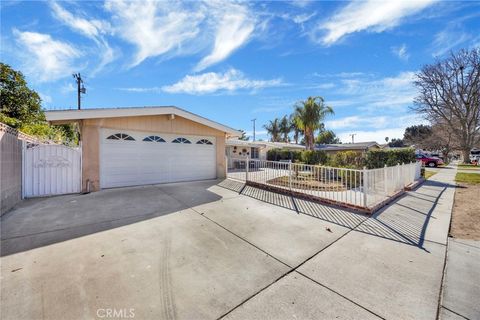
top-left (13, 29), bottom-right (80, 82)
top-left (60, 82), bottom-right (76, 94)
top-left (313, 0), bottom-right (436, 45)
top-left (391, 43), bottom-right (410, 61)
top-left (105, 0), bottom-right (205, 67)
top-left (38, 92), bottom-right (52, 104)
top-left (162, 69), bottom-right (283, 95)
top-left (326, 116), bottom-right (389, 130)
top-left (252, 106), bottom-right (287, 113)
top-left (104, 0), bottom-right (255, 70)
top-left (195, 2), bottom-right (255, 71)
top-left (327, 71), bottom-right (417, 111)
top-left (432, 29), bottom-right (471, 57)
top-left (337, 128), bottom-right (406, 144)
top-left (333, 114), bottom-right (424, 143)
top-left (51, 2), bottom-right (111, 39)
top-left (289, 0), bottom-right (313, 9)
top-left (117, 87), bottom-right (162, 93)
top-left (51, 2), bottom-right (114, 72)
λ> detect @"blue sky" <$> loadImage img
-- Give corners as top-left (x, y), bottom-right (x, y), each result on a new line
top-left (1, 0), bottom-right (479, 143)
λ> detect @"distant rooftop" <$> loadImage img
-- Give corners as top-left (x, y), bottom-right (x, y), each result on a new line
top-left (315, 141), bottom-right (380, 151)
top-left (226, 138), bottom-right (305, 150)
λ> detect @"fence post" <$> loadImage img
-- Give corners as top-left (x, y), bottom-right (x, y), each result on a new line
top-left (384, 164), bottom-right (388, 196)
top-left (288, 160), bottom-right (292, 190)
top-left (397, 163), bottom-right (401, 188)
top-left (225, 155), bottom-right (228, 178)
top-left (245, 156), bottom-right (249, 181)
top-left (363, 166), bottom-right (368, 208)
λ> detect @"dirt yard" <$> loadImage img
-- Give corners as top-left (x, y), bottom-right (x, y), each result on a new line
top-left (450, 183), bottom-right (480, 240)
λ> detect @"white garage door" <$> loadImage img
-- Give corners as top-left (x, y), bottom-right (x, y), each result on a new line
top-left (100, 129), bottom-right (216, 188)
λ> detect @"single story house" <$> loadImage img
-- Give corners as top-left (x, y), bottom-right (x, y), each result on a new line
top-left (315, 141), bottom-right (380, 155)
top-left (225, 139), bottom-right (305, 169)
top-left (46, 106), bottom-right (240, 192)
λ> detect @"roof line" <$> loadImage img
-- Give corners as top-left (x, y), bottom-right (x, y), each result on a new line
top-left (45, 106), bottom-right (240, 136)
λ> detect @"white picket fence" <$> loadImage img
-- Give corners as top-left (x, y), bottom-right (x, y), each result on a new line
top-left (227, 158), bottom-right (421, 210)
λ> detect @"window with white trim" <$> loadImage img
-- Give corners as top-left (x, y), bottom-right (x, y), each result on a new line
top-left (251, 147), bottom-right (259, 159)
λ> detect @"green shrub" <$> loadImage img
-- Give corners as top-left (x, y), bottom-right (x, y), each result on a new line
top-left (267, 148), bottom-right (302, 161)
top-left (328, 151), bottom-right (365, 169)
top-left (300, 150), bottom-right (328, 165)
top-left (365, 148), bottom-right (416, 169)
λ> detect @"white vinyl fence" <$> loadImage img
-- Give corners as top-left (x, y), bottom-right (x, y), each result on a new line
top-left (227, 157), bottom-right (421, 211)
top-left (23, 143), bottom-right (82, 197)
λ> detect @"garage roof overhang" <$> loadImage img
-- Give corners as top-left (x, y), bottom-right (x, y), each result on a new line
top-left (45, 106), bottom-right (241, 136)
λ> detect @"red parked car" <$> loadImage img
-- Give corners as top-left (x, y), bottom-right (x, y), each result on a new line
top-left (416, 154), bottom-right (444, 167)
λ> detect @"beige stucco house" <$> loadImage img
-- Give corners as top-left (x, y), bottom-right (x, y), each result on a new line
top-left (46, 106), bottom-right (240, 192)
top-left (225, 139), bottom-right (305, 169)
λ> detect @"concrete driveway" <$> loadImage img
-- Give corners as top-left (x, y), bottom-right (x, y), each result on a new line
top-left (0, 175), bottom-right (455, 320)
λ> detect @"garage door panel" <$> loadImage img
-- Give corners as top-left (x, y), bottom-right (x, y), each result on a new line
top-left (100, 129), bottom-right (216, 188)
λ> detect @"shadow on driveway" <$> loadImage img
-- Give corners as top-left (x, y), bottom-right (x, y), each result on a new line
top-left (220, 178), bottom-right (455, 249)
top-left (1, 180), bottom-right (222, 257)
top-left (2, 177), bottom-right (455, 257)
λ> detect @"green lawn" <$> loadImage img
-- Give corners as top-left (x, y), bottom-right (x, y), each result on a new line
top-left (458, 164), bottom-right (480, 170)
top-left (424, 171), bottom-right (437, 179)
top-left (455, 172), bottom-right (480, 184)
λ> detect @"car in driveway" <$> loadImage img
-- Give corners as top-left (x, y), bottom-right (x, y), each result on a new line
top-left (416, 154), bottom-right (444, 167)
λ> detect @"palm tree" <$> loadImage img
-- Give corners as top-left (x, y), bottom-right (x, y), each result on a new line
top-left (289, 114), bottom-right (302, 144)
top-left (263, 118), bottom-right (281, 142)
top-left (293, 96), bottom-right (334, 150)
top-left (279, 115), bottom-right (291, 142)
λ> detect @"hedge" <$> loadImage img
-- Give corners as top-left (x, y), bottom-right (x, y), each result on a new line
top-left (266, 149), bottom-right (328, 165)
top-left (266, 148), bottom-right (302, 162)
top-left (327, 151), bottom-right (365, 169)
top-left (300, 150), bottom-right (328, 165)
top-left (365, 148), bottom-right (416, 169)
top-left (266, 148), bottom-right (416, 169)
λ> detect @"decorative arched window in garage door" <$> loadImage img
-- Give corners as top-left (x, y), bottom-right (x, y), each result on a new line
top-left (106, 133), bottom-right (135, 141)
top-left (172, 137), bottom-right (191, 144)
top-left (143, 135), bottom-right (166, 142)
top-left (196, 139), bottom-right (213, 145)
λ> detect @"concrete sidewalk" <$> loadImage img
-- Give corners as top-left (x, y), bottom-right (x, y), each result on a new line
top-left (440, 238), bottom-right (480, 319)
top-left (223, 165), bottom-right (458, 320)
top-left (439, 163), bottom-right (480, 320)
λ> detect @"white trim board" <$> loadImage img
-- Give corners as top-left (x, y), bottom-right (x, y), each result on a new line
top-left (46, 106), bottom-right (240, 136)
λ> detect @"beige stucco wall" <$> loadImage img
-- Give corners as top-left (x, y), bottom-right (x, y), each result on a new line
top-left (0, 126), bottom-right (23, 215)
top-left (80, 115), bottom-right (227, 192)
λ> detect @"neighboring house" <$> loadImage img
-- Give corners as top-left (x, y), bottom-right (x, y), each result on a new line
top-left (226, 139), bottom-right (305, 169)
top-left (315, 141), bottom-right (380, 155)
top-left (46, 106), bottom-right (240, 192)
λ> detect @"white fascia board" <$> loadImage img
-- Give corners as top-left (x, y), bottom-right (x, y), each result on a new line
top-left (45, 106), bottom-right (241, 136)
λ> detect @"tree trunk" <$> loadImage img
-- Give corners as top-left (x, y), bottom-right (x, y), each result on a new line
top-left (462, 149), bottom-right (471, 164)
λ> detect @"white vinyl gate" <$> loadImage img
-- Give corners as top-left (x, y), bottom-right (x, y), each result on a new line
top-left (23, 143), bottom-right (81, 197)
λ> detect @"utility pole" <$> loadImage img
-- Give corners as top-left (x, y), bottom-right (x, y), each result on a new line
top-left (349, 133), bottom-right (356, 143)
top-left (72, 73), bottom-right (86, 110)
top-left (251, 118), bottom-right (256, 141)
